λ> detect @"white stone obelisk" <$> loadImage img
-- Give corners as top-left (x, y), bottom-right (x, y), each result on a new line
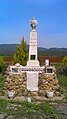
top-left (27, 17), bottom-right (39, 67)
top-left (27, 17), bottom-right (39, 91)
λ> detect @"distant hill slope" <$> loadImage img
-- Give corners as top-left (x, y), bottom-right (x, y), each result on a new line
top-left (0, 44), bottom-right (67, 56)
top-left (0, 44), bottom-right (16, 56)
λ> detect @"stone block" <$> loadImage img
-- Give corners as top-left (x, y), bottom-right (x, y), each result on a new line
top-left (27, 71), bottom-right (38, 91)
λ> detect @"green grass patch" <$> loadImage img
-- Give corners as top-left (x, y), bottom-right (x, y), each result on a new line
top-left (65, 94), bottom-right (67, 100)
top-left (0, 75), bottom-right (5, 96)
top-left (0, 99), bottom-right (60, 118)
top-left (57, 74), bottom-right (67, 87)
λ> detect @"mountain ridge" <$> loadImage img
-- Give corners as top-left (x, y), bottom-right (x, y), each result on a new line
top-left (0, 44), bottom-right (67, 56)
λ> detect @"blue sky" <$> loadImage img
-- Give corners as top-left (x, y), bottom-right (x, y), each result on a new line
top-left (0, 0), bottom-right (67, 48)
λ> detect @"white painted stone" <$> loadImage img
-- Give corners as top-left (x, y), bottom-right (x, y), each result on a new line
top-left (27, 97), bottom-right (31, 102)
top-left (45, 59), bottom-right (49, 66)
top-left (27, 18), bottom-right (40, 92)
top-left (27, 60), bottom-right (39, 67)
top-left (27, 31), bottom-right (39, 67)
top-left (27, 18), bottom-right (39, 67)
top-left (27, 71), bottom-right (38, 91)
top-left (10, 64), bottom-right (23, 74)
top-left (29, 31), bottom-right (37, 60)
top-left (7, 91), bottom-right (15, 98)
top-left (46, 91), bottom-right (54, 98)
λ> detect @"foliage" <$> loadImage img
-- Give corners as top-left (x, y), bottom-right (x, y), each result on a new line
top-left (0, 56), bottom-right (7, 74)
top-left (56, 57), bottom-right (67, 76)
top-left (13, 37), bottom-right (28, 66)
top-left (57, 66), bottom-right (67, 76)
top-left (61, 56), bottom-right (67, 66)
top-left (0, 99), bottom-right (59, 118)
top-left (0, 75), bottom-right (5, 95)
top-left (0, 56), bottom-right (4, 71)
top-left (56, 62), bottom-right (67, 87)
top-left (57, 74), bottom-right (67, 87)
top-left (65, 93), bottom-right (67, 100)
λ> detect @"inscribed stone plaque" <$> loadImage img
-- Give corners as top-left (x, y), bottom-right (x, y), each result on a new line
top-left (30, 32), bottom-right (37, 46)
top-left (12, 68), bottom-right (18, 73)
top-left (27, 72), bottom-right (38, 91)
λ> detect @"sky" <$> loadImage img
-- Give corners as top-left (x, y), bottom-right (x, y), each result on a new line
top-left (0, 0), bottom-right (67, 48)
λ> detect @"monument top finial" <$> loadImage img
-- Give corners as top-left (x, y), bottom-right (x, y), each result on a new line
top-left (30, 17), bottom-right (38, 31)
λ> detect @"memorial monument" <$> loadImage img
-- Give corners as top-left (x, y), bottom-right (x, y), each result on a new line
top-left (27, 17), bottom-right (40, 91)
top-left (4, 17), bottom-right (60, 99)
top-left (27, 17), bottom-right (39, 67)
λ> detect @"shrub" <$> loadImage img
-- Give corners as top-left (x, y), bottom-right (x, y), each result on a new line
top-left (57, 66), bottom-right (67, 76)
top-left (61, 56), bottom-right (67, 66)
top-left (13, 37), bottom-right (28, 66)
top-left (0, 56), bottom-right (7, 75)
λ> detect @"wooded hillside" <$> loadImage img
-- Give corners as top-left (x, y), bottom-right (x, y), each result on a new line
top-left (0, 44), bottom-right (67, 56)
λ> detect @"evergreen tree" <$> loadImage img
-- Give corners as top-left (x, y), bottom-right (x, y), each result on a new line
top-left (62, 56), bottom-right (67, 66)
top-left (13, 37), bottom-right (28, 66)
top-left (0, 56), bottom-right (7, 74)
top-left (0, 56), bottom-right (4, 72)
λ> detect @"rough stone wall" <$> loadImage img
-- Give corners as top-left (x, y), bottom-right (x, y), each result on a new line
top-left (4, 73), bottom-right (28, 97)
top-left (38, 72), bottom-right (60, 96)
top-left (4, 71), bottom-right (60, 98)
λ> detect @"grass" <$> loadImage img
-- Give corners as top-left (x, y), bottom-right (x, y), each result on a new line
top-left (0, 74), bottom-right (5, 96)
top-left (57, 74), bottom-right (67, 87)
top-left (56, 66), bottom-right (67, 101)
top-left (0, 99), bottom-right (60, 119)
top-left (41, 102), bottom-right (59, 119)
top-left (51, 63), bottom-right (67, 86)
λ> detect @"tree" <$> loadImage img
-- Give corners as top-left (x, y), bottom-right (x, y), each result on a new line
top-left (13, 37), bottom-right (28, 66)
top-left (0, 56), bottom-right (4, 72)
top-left (0, 56), bottom-right (7, 74)
top-left (61, 56), bottom-right (67, 66)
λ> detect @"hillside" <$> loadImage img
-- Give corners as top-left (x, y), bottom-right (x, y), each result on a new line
top-left (0, 44), bottom-right (16, 56)
top-left (0, 44), bottom-right (67, 56)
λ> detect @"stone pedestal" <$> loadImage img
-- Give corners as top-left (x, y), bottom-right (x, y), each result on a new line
top-left (27, 31), bottom-right (39, 67)
top-left (27, 71), bottom-right (38, 91)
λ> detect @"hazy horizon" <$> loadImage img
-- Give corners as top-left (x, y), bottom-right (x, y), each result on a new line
top-left (0, 43), bottom-right (67, 49)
